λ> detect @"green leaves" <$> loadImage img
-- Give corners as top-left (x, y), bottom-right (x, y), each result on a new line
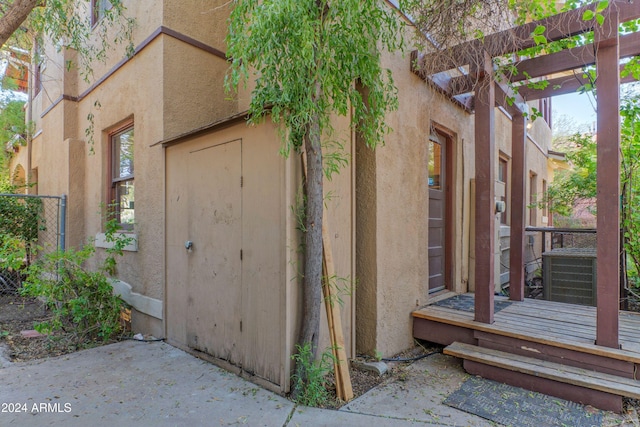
top-left (20, 220), bottom-right (130, 346)
top-left (26, 0), bottom-right (135, 83)
top-left (546, 90), bottom-right (640, 286)
top-left (291, 343), bottom-right (334, 407)
top-left (596, 1), bottom-right (609, 13)
top-left (226, 0), bottom-right (402, 167)
top-left (582, 1), bottom-right (608, 25)
top-left (582, 9), bottom-right (595, 21)
top-left (227, 3), bottom-right (403, 398)
top-left (0, 98), bottom-right (27, 160)
top-left (532, 25), bottom-right (547, 45)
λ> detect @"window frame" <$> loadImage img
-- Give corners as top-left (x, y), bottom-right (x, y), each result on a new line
top-left (32, 39), bottom-right (43, 97)
top-left (108, 121), bottom-right (134, 230)
top-left (91, 0), bottom-right (112, 27)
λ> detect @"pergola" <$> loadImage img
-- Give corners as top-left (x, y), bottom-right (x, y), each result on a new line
top-left (412, 0), bottom-right (640, 349)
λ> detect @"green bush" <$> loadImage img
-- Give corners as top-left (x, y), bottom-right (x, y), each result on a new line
top-left (20, 219), bottom-right (132, 347)
top-left (0, 180), bottom-right (43, 256)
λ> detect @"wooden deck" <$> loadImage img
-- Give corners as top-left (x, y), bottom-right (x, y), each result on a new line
top-left (412, 294), bottom-right (640, 412)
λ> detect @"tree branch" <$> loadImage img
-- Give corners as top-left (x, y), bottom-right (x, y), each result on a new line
top-left (0, 0), bottom-right (39, 49)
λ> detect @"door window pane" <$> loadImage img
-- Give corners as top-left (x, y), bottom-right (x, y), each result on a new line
top-left (429, 140), bottom-right (442, 190)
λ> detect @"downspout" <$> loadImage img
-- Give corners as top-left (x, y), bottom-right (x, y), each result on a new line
top-left (25, 38), bottom-right (33, 194)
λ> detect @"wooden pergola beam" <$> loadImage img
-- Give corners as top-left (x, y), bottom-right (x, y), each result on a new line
top-left (410, 50), bottom-right (473, 113)
top-left (447, 32), bottom-right (640, 97)
top-left (518, 65), bottom-right (637, 100)
top-left (419, 0), bottom-right (640, 75)
top-left (447, 74), bottom-right (475, 96)
top-left (495, 83), bottom-right (524, 117)
top-left (412, 53), bottom-right (525, 116)
top-left (512, 31), bottom-right (640, 83)
top-left (468, 79), bottom-right (526, 117)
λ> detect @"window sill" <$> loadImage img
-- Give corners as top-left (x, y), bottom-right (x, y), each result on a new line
top-left (95, 232), bottom-right (138, 252)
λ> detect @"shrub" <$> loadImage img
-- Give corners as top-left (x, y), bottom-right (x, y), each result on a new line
top-left (291, 343), bottom-right (334, 407)
top-left (20, 219), bottom-right (133, 347)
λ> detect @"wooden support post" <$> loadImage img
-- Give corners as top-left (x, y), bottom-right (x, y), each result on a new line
top-left (301, 152), bottom-right (354, 401)
top-left (595, 7), bottom-right (621, 348)
top-left (473, 51), bottom-right (496, 324)
top-left (509, 113), bottom-right (527, 302)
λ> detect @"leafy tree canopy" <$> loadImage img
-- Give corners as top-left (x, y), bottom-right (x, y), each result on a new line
top-left (226, 0), bottom-right (402, 164)
top-left (0, 0), bottom-right (134, 66)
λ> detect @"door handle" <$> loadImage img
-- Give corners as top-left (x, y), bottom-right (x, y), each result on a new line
top-left (185, 241), bottom-right (193, 252)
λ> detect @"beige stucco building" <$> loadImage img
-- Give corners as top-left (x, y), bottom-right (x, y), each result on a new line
top-left (9, 0), bottom-right (554, 393)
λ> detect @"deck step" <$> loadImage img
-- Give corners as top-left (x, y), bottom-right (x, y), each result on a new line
top-left (444, 341), bottom-right (640, 399)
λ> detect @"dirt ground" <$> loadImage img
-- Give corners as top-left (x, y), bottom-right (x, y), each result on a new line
top-left (0, 294), bottom-right (78, 362)
top-left (324, 345), bottom-right (440, 409)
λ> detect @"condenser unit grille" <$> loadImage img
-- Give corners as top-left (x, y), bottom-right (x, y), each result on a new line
top-left (543, 248), bottom-right (597, 306)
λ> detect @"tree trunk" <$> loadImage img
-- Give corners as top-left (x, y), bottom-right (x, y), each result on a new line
top-left (292, 107), bottom-right (323, 399)
top-left (291, 0), bottom-right (328, 401)
top-left (0, 0), bottom-right (40, 49)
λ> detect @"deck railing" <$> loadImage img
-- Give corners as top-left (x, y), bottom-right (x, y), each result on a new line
top-left (525, 226), bottom-right (597, 251)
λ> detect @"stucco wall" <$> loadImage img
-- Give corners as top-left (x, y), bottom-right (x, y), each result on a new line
top-left (9, 146), bottom-right (28, 188)
top-left (317, 114), bottom-right (356, 359)
top-left (357, 25), bottom-right (553, 356)
top-left (163, 0), bottom-right (230, 49)
top-left (78, 40), bottom-right (165, 337)
top-left (527, 122), bottom-right (553, 228)
top-left (75, 0), bottom-right (163, 97)
top-left (161, 37), bottom-right (236, 139)
top-left (355, 33), bottom-right (477, 356)
top-left (23, 0), bottom-right (244, 338)
top-left (355, 129), bottom-right (378, 354)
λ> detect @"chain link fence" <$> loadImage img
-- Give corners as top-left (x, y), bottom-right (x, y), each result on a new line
top-left (0, 194), bottom-right (66, 294)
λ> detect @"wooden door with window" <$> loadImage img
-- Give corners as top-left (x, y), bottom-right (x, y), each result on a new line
top-left (428, 132), bottom-right (451, 292)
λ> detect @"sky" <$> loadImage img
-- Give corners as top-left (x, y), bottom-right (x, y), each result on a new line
top-left (552, 92), bottom-right (597, 132)
top-left (551, 82), bottom-right (640, 135)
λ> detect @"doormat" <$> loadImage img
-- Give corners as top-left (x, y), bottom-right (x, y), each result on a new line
top-left (444, 376), bottom-right (603, 427)
top-left (432, 294), bottom-right (512, 314)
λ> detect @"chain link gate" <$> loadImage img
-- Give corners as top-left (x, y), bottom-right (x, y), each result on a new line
top-left (0, 194), bottom-right (66, 294)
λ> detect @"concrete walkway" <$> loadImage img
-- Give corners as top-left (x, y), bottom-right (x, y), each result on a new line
top-left (0, 340), bottom-right (631, 426)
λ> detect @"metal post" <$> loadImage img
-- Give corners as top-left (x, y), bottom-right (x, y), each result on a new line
top-left (60, 194), bottom-right (66, 252)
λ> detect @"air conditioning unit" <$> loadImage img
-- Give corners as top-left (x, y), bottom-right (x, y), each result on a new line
top-left (543, 248), bottom-right (597, 306)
